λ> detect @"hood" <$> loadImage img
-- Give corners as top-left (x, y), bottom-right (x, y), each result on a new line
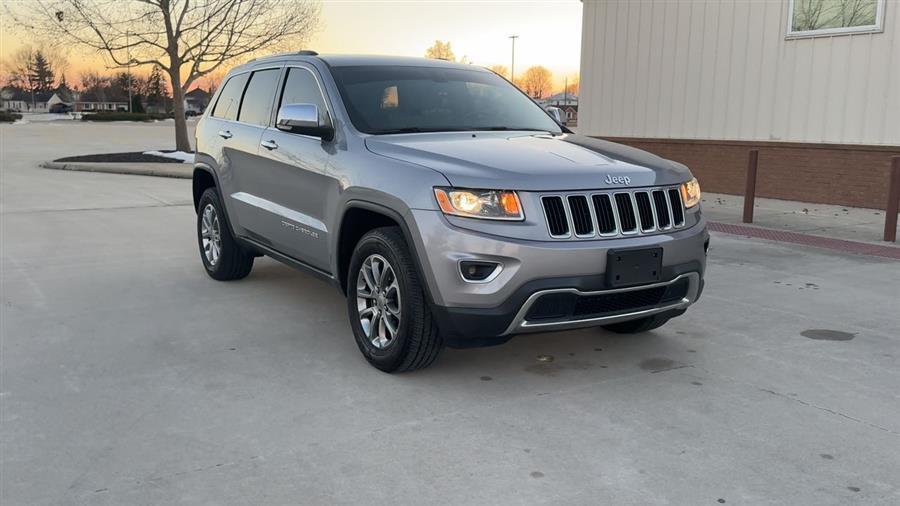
top-left (364, 132), bottom-right (691, 191)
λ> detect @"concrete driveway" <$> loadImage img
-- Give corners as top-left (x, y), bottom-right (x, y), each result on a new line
top-left (2, 121), bottom-right (899, 505)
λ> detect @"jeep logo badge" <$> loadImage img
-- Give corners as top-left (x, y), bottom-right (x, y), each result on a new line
top-left (605, 174), bottom-right (631, 185)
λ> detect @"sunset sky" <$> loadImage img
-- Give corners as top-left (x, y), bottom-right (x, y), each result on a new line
top-left (1, 0), bottom-right (583, 91)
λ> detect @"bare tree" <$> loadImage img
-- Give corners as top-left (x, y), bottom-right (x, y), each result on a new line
top-left (2, 46), bottom-right (68, 91)
top-left (10, 0), bottom-right (321, 151)
top-left (425, 40), bottom-right (455, 62)
top-left (487, 64), bottom-right (509, 80)
top-left (519, 66), bottom-right (552, 99)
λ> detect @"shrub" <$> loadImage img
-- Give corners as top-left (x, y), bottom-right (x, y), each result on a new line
top-left (0, 111), bottom-right (23, 123)
top-left (81, 112), bottom-right (173, 122)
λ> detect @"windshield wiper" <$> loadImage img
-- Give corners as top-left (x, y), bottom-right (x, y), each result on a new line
top-left (469, 127), bottom-right (552, 133)
top-left (370, 127), bottom-right (471, 135)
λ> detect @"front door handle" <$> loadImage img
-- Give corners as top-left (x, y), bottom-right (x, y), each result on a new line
top-left (260, 139), bottom-right (278, 150)
top-left (218, 130), bottom-right (233, 139)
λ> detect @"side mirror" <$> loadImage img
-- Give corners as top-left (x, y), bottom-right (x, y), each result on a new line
top-left (276, 103), bottom-right (334, 141)
top-left (545, 106), bottom-right (564, 125)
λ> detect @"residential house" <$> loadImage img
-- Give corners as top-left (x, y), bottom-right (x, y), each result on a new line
top-left (1, 87), bottom-right (28, 112)
top-left (544, 92), bottom-right (578, 125)
top-left (185, 88), bottom-right (211, 114)
top-left (73, 90), bottom-right (129, 112)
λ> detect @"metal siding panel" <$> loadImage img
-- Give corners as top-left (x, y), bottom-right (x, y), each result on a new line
top-left (723, 0), bottom-right (750, 140)
top-left (668, 0), bottom-right (693, 138)
top-left (885, 1), bottom-right (900, 145)
top-left (754, 0), bottom-right (783, 140)
top-left (804, 38), bottom-right (829, 142)
top-left (683, 0), bottom-right (708, 138)
top-left (634, 0), bottom-right (652, 137)
top-left (599, 0), bottom-right (619, 136)
top-left (734, 0), bottom-right (760, 140)
top-left (840, 35), bottom-right (873, 144)
top-left (579, 0), bottom-right (897, 145)
top-left (825, 37), bottom-right (852, 142)
top-left (862, 20), bottom-right (892, 143)
top-left (620, 0), bottom-right (643, 136)
top-left (697, 0), bottom-right (721, 139)
top-left (655, 0), bottom-right (678, 138)
top-left (579, 0), bottom-right (597, 135)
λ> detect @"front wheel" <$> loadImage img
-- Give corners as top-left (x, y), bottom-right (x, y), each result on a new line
top-left (196, 188), bottom-right (254, 281)
top-left (346, 227), bottom-right (442, 372)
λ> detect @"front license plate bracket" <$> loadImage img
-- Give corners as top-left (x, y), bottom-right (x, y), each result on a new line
top-left (607, 247), bottom-right (663, 287)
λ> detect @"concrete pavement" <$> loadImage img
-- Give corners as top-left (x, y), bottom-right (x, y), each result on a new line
top-left (2, 121), bottom-right (899, 505)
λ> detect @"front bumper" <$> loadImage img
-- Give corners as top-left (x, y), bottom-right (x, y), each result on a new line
top-left (406, 209), bottom-right (708, 343)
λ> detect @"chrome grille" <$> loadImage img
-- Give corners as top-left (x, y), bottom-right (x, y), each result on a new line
top-left (541, 186), bottom-right (687, 239)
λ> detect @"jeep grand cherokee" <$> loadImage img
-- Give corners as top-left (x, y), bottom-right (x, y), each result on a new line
top-left (193, 52), bottom-right (709, 372)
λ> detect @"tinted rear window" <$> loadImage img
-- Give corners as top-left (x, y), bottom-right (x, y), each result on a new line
top-left (238, 69), bottom-right (280, 126)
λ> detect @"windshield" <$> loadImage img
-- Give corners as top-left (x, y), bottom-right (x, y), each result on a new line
top-left (330, 65), bottom-right (562, 135)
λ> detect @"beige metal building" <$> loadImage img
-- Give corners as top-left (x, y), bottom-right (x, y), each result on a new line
top-left (579, 0), bottom-right (900, 209)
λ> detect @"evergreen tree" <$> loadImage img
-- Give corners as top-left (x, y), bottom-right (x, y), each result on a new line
top-left (146, 65), bottom-right (168, 110)
top-left (57, 73), bottom-right (71, 92)
top-left (28, 51), bottom-right (55, 93)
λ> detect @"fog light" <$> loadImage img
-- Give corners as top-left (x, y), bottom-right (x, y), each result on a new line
top-left (459, 261), bottom-right (501, 282)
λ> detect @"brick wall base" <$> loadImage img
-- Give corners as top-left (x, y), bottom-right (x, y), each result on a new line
top-left (601, 138), bottom-right (900, 211)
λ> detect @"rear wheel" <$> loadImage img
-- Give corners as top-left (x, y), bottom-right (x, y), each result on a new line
top-left (197, 188), bottom-right (254, 281)
top-left (602, 314), bottom-right (672, 334)
top-left (346, 227), bottom-right (442, 372)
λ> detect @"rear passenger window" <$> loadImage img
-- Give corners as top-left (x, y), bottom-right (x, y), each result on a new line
top-left (211, 73), bottom-right (249, 121)
top-left (238, 69), bottom-right (280, 126)
top-left (279, 67), bottom-right (328, 121)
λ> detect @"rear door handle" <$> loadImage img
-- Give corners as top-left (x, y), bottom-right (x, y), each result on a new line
top-left (218, 130), bottom-right (233, 139)
top-left (260, 140), bottom-right (278, 150)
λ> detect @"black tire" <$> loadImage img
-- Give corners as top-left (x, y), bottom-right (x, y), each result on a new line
top-left (602, 314), bottom-right (672, 334)
top-left (197, 188), bottom-right (254, 281)
top-left (346, 227), bottom-right (442, 372)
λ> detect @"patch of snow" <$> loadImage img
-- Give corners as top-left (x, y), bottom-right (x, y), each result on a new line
top-left (143, 150), bottom-right (194, 163)
top-left (17, 113), bottom-right (78, 122)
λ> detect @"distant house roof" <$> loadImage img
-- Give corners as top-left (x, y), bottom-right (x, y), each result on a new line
top-left (545, 92), bottom-right (578, 103)
top-left (186, 88), bottom-right (210, 99)
top-left (76, 90), bottom-right (128, 103)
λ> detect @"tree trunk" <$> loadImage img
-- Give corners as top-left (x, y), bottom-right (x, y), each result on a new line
top-left (169, 67), bottom-right (191, 152)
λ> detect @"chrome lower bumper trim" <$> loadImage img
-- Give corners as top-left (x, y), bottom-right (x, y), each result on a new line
top-left (502, 272), bottom-right (700, 335)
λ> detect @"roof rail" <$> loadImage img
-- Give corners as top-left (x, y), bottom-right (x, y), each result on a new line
top-left (248, 50), bottom-right (318, 62)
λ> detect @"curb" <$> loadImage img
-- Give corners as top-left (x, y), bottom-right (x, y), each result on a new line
top-left (708, 221), bottom-right (899, 260)
top-left (40, 161), bottom-right (192, 179)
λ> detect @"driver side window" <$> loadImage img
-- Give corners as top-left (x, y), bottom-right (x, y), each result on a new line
top-left (280, 67), bottom-right (328, 121)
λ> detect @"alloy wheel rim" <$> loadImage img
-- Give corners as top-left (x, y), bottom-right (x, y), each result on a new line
top-left (200, 203), bottom-right (222, 266)
top-left (356, 254), bottom-right (401, 349)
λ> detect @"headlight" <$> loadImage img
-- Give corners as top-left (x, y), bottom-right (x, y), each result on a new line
top-left (680, 178), bottom-right (701, 208)
top-left (433, 188), bottom-right (524, 220)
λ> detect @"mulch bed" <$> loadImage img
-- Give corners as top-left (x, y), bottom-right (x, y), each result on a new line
top-left (54, 151), bottom-right (190, 164)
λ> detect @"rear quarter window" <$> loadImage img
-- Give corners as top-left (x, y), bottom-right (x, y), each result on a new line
top-left (211, 73), bottom-right (249, 121)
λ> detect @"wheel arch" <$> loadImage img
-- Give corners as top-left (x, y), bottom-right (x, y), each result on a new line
top-left (192, 165), bottom-right (217, 212)
top-left (335, 201), bottom-right (434, 305)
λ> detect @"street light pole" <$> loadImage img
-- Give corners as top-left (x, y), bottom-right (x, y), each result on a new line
top-left (127, 30), bottom-right (132, 113)
top-left (508, 35), bottom-right (519, 83)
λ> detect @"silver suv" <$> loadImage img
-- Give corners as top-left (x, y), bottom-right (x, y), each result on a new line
top-left (193, 52), bottom-right (709, 372)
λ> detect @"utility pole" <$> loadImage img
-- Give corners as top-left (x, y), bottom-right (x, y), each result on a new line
top-left (508, 35), bottom-right (519, 84)
top-left (127, 30), bottom-right (132, 113)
